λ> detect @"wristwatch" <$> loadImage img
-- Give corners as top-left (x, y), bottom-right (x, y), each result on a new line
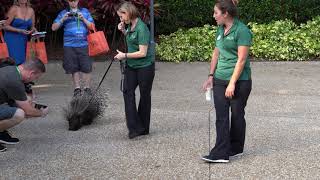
top-left (208, 73), bottom-right (214, 77)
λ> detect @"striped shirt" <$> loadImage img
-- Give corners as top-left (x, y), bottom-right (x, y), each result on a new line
top-left (54, 8), bottom-right (94, 47)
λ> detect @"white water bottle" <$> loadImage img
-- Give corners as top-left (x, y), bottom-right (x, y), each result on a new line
top-left (205, 87), bottom-right (213, 102)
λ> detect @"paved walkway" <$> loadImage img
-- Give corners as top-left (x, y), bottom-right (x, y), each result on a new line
top-left (1, 61), bottom-right (320, 179)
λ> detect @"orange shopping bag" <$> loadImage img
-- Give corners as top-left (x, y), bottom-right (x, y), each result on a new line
top-left (26, 37), bottom-right (48, 64)
top-left (87, 24), bottom-right (110, 57)
top-left (0, 31), bottom-right (9, 59)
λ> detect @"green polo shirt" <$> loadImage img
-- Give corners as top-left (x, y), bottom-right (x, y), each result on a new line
top-left (126, 18), bottom-right (153, 69)
top-left (214, 18), bottom-right (252, 80)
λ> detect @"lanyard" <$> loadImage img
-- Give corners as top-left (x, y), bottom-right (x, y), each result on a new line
top-left (16, 66), bottom-right (22, 79)
top-left (77, 15), bottom-right (80, 30)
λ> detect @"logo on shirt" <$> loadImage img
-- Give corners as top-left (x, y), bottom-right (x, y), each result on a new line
top-left (226, 36), bottom-right (234, 40)
top-left (217, 35), bottom-right (222, 41)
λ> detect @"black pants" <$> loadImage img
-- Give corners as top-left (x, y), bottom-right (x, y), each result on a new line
top-left (209, 78), bottom-right (252, 159)
top-left (123, 63), bottom-right (155, 135)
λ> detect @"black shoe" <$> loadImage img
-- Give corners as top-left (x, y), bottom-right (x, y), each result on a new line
top-left (73, 88), bottom-right (82, 97)
top-left (201, 155), bottom-right (229, 163)
top-left (128, 131), bottom-right (148, 139)
top-left (0, 144), bottom-right (7, 152)
top-left (229, 151), bottom-right (243, 158)
top-left (128, 132), bottom-right (141, 139)
top-left (84, 88), bottom-right (92, 96)
top-left (0, 131), bottom-right (19, 145)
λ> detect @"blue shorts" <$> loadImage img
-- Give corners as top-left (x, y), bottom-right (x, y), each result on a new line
top-left (0, 104), bottom-right (17, 120)
top-left (63, 47), bottom-right (92, 74)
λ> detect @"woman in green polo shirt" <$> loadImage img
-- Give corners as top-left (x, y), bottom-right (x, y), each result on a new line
top-left (201, 0), bottom-right (252, 163)
top-left (115, 2), bottom-right (155, 139)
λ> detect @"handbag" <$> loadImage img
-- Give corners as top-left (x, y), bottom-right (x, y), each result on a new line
top-left (0, 31), bottom-right (9, 59)
top-left (26, 37), bottom-right (48, 64)
top-left (87, 24), bottom-right (110, 57)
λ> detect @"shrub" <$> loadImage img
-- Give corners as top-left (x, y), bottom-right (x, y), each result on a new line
top-left (299, 16), bottom-right (320, 57)
top-left (249, 20), bottom-right (309, 60)
top-left (250, 16), bottom-right (320, 60)
top-left (156, 16), bottom-right (320, 62)
top-left (156, 25), bottom-right (216, 62)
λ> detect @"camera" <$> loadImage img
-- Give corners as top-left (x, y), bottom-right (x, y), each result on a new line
top-left (24, 82), bottom-right (34, 94)
top-left (68, 12), bottom-right (78, 17)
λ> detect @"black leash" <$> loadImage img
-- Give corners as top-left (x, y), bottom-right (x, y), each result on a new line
top-left (93, 57), bottom-right (115, 95)
top-left (120, 60), bottom-right (126, 92)
top-left (77, 24), bottom-right (124, 114)
top-left (119, 31), bottom-right (128, 92)
top-left (76, 57), bottom-right (115, 114)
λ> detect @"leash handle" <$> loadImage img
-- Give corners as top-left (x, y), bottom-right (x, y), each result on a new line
top-left (119, 31), bottom-right (128, 92)
top-left (120, 60), bottom-right (126, 92)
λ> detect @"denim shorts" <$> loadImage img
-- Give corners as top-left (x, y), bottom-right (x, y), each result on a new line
top-left (0, 104), bottom-right (17, 121)
top-left (63, 47), bottom-right (92, 74)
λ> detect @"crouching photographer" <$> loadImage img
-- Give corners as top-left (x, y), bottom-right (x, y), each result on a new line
top-left (0, 57), bottom-right (36, 105)
top-left (0, 58), bottom-right (48, 152)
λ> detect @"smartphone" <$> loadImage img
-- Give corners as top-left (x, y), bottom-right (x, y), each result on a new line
top-left (34, 103), bottom-right (48, 109)
top-left (31, 31), bottom-right (46, 36)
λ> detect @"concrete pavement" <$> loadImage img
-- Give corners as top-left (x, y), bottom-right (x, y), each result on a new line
top-left (1, 61), bottom-right (320, 179)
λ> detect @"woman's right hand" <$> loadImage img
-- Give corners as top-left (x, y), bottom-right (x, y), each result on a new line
top-left (41, 107), bottom-right (49, 117)
top-left (118, 22), bottom-right (125, 32)
top-left (202, 77), bottom-right (213, 91)
top-left (60, 13), bottom-right (70, 23)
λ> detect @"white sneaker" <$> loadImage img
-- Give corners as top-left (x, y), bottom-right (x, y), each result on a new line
top-left (201, 155), bottom-right (229, 163)
top-left (229, 152), bottom-right (243, 158)
top-left (0, 144), bottom-right (7, 152)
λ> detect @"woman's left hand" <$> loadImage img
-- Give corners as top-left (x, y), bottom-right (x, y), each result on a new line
top-left (31, 27), bottom-right (37, 33)
top-left (225, 83), bottom-right (235, 98)
top-left (114, 50), bottom-right (126, 60)
top-left (0, 20), bottom-right (6, 28)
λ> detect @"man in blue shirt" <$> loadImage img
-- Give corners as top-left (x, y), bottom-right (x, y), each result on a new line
top-left (52, 0), bottom-right (94, 97)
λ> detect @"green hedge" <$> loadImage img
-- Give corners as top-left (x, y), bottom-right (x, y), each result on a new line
top-left (238, 0), bottom-right (320, 24)
top-left (156, 16), bottom-right (320, 61)
top-left (156, 0), bottom-right (320, 34)
top-left (156, 0), bottom-right (214, 34)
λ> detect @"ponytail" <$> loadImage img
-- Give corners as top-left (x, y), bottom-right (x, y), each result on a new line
top-left (232, 0), bottom-right (239, 6)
